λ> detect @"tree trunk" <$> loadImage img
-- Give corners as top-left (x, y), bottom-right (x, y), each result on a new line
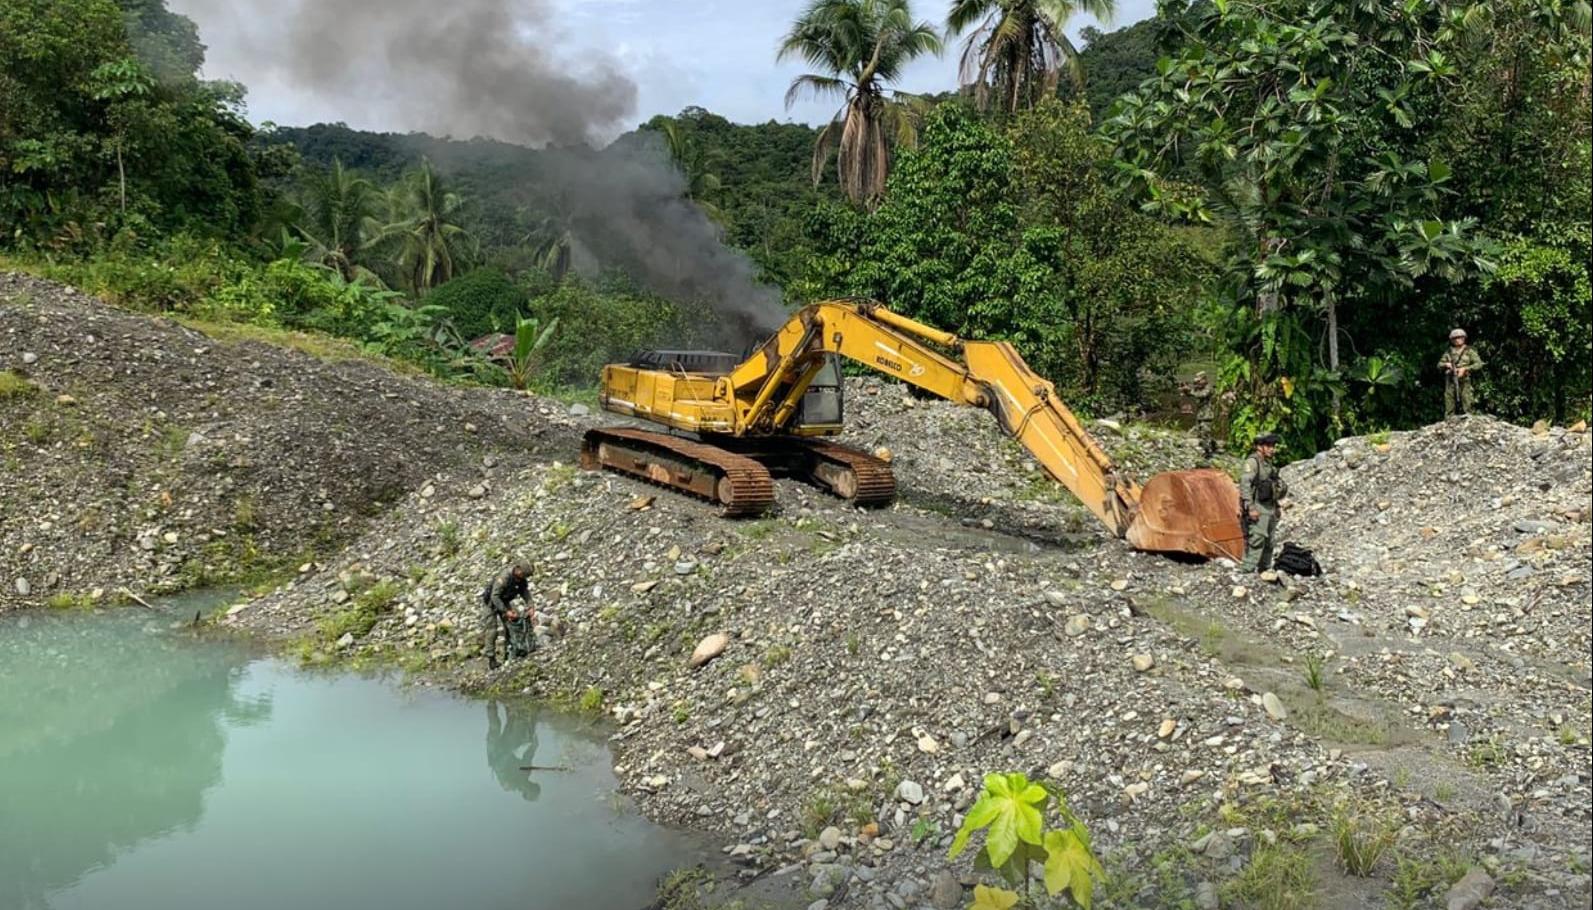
top-left (117, 144), bottom-right (127, 214)
top-left (1325, 294), bottom-right (1342, 429)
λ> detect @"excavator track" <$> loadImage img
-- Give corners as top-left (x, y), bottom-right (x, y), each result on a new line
top-left (790, 438), bottom-right (897, 507)
top-left (580, 427), bottom-right (775, 517)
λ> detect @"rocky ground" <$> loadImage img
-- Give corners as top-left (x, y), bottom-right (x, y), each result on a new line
top-left (4, 273), bottom-right (1589, 910)
top-left (1, 273), bottom-right (557, 610)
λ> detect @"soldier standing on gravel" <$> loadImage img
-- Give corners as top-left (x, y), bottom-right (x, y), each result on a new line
top-left (1438, 328), bottom-right (1483, 417)
top-left (480, 563), bottom-right (531, 669)
top-left (1239, 433), bottom-right (1287, 573)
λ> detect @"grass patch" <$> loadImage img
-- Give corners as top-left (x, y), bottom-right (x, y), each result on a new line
top-left (1467, 736), bottom-right (1508, 769)
top-left (738, 519), bottom-right (780, 541)
top-left (765, 644), bottom-right (792, 666)
top-left (1303, 653), bottom-right (1326, 693)
top-left (317, 579), bottom-right (401, 643)
top-left (579, 686), bottom-right (605, 714)
top-left (1223, 842), bottom-right (1318, 910)
top-left (846, 632), bottom-right (861, 656)
top-left (0, 370), bottom-right (37, 398)
top-left (1387, 850), bottom-right (1475, 910)
top-left (46, 592), bottom-right (94, 610)
top-left (1330, 805), bottom-right (1396, 877)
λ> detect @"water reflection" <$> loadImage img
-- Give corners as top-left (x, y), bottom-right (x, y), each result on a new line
top-left (0, 606), bottom-right (701, 910)
top-left (485, 700), bottom-right (542, 803)
top-left (0, 610), bottom-right (268, 910)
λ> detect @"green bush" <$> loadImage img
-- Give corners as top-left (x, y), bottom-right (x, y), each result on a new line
top-left (529, 280), bottom-right (703, 388)
top-left (424, 267), bottom-right (528, 340)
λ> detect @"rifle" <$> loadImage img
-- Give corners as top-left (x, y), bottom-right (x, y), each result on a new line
top-left (1445, 352), bottom-right (1469, 416)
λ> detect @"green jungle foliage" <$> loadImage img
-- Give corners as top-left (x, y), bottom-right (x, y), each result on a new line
top-left (1, 0), bottom-right (1586, 447)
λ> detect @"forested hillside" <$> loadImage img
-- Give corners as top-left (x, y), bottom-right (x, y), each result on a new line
top-left (3, 0), bottom-right (1589, 449)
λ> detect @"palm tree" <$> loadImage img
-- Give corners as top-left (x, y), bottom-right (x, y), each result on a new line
top-left (778, 0), bottom-right (944, 206)
top-left (947, 0), bottom-right (1115, 114)
top-left (372, 159), bottom-right (476, 293)
top-left (657, 120), bottom-right (725, 222)
top-left (294, 158), bottom-right (381, 282)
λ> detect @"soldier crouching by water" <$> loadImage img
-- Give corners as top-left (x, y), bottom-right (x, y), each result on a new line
top-left (480, 562), bottom-right (531, 669)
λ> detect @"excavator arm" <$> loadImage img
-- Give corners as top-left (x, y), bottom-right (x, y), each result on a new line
top-left (724, 300), bottom-right (1138, 534)
top-left (724, 300), bottom-right (1242, 558)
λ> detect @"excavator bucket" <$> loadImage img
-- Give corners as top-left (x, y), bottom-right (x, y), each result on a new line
top-left (1125, 469), bottom-right (1245, 561)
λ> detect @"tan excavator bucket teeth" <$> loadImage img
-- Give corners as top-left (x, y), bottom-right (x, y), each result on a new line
top-left (1125, 468), bottom-right (1245, 561)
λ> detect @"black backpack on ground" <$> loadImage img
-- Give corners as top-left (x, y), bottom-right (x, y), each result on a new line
top-left (1275, 542), bottom-right (1322, 577)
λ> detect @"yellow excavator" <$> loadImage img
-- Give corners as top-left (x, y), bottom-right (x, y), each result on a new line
top-left (580, 299), bottom-right (1244, 560)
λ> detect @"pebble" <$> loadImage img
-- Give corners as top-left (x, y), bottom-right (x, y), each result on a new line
top-left (1064, 615), bottom-right (1091, 637)
top-left (1131, 653), bottom-right (1155, 672)
top-left (818, 826), bottom-right (842, 850)
top-left (21, 351), bottom-right (38, 364)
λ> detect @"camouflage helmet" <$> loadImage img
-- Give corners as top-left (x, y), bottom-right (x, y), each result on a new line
top-left (1449, 328), bottom-right (1467, 340)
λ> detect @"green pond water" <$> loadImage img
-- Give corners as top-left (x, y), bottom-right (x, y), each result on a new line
top-left (0, 596), bottom-right (707, 910)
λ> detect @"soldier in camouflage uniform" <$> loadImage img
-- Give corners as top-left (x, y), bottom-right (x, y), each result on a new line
top-left (480, 563), bottom-right (530, 669)
top-left (1239, 433), bottom-right (1287, 573)
top-left (1438, 328), bottom-right (1483, 417)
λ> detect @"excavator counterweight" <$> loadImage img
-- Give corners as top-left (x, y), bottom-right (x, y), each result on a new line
top-left (581, 300), bottom-right (1245, 561)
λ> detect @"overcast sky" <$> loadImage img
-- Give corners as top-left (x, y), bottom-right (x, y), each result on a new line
top-left (172, 0), bottom-right (1155, 142)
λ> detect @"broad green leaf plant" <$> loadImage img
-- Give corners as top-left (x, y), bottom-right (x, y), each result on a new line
top-left (948, 772), bottom-right (1105, 909)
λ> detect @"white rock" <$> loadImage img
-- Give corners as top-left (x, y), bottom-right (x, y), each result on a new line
top-left (896, 780), bottom-right (925, 804)
top-left (1262, 692), bottom-right (1288, 721)
top-left (1132, 654), bottom-right (1155, 672)
top-left (335, 632), bottom-right (355, 649)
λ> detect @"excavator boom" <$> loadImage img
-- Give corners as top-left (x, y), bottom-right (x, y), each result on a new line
top-left (586, 300), bottom-right (1244, 560)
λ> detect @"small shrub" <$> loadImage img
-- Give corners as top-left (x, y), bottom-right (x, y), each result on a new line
top-left (765, 644), bottom-right (792, 666)
top-left (1303, 653), bottom-right (1325, 693)
top-left (579, 686), bottom-right (605, 713)
top-left (232, 495), bottom-right (258, 530)
top-left (424, 267), bottom-right (528, 339)
top-left (436, 521), bottom-right (462, 556)
top-left (672, 700), bottom-right (690, 725)
top-left (846, 632), bottom-right (861, 656)
top-left (1331, 805), bottom-right (1395, 876)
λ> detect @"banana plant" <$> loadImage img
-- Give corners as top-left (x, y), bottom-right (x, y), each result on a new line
top-left (507, 316), bottom-right (559, 391)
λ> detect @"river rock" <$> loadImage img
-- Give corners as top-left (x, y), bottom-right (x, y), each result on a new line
top-left (1064, 615), bottom-right (1091, 637)
top-left (1262, 692), bottom-right (1288, 721)
top-left (896, 780), bottom-right (925, 805)
top-left (1132, 653), bottom-right (1155, 672)
top-left (14, 577), bottom-right (30, 596)
top-left (689, 632), bottom-right (731, 667)
top-left (818, 825), bottom-right (842, 850)
top-left (930, 870), bottom-right (962, 909)
top-left (1445, 869), bottom-right (1495, 910)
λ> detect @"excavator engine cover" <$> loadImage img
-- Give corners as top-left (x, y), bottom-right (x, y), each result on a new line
top-left (1125, 469), bottom-right (1245, 561)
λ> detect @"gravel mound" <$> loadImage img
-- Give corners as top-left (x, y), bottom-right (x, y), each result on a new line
top-left (1, 272), bottom-right (566, 610)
